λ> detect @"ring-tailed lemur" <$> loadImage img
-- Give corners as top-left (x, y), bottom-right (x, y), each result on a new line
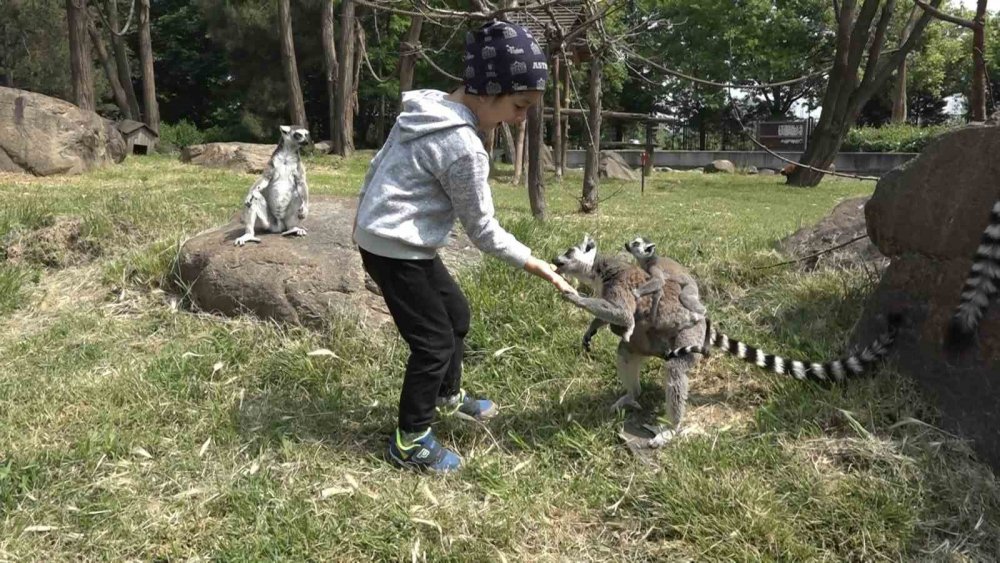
top-left (235, 125), bottom-right (311, 247)
top-left (625, 236), bottom-right (706, 331)
top-left (553, 235), bottom-right (900, 446)
top-left (945, 198), bottom-right (1000, 351)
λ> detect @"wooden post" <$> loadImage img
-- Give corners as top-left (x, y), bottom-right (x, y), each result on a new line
top-left (644, 121), bottom-right (654, 177)
top-left (552, 54), bottom-right (562, 179)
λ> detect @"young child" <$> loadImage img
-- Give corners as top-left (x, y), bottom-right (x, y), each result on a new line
top-left (354, 20), bottom-right (576, 473)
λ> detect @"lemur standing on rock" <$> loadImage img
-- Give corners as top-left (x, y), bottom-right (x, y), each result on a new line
top-left (235, 125), bottom-right (311, 247)
top-left (554, 235), bottom-right (900, 447)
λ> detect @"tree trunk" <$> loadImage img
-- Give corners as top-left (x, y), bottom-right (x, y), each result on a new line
top-left (527, 104), bottom-right (545, 219)
top-left (333, 0), bottom-right (356, 156)
top-left (581, 56), bottom-right (602, 213)
top-left (398, 16), bottom-right (423, 103)
top-left (500, 122), bottom-right (515, 164)
top-left (87, 16), bottom-right (131, 118)
top-left (788, 0), bottom-right (940, 187)
top-left (352, 19), bottom-right (363, 124)
top-left (321, 0), bottom-right (338, 152)
top-left (890, 59), bottom-right (907, 123)
top-left (552, 54), bottom-right (563, 179)
top-left (561, 61), bottom-right (570, 176)
top-left (137, 0), bottom-right (158, 132)
top-left (67, 0), bottom-right (95, 111)
top-left (512, 122), bottom-right (526, 185)
top-left (278, 0), bottom-right (307, 128)
top-left (108, 0), bottom-right (141, 121)
top-left (483, 128), bottom-right (495, 160)
top-left (970, 0), bottom-right (987, 122)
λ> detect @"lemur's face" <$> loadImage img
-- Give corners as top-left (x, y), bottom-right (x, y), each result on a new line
top-left (624, 237), bottom-right (656, 259)
top-left (280, 125), bottom-right (310, 146)
top-left (552, 234), bottom-right (598, 282)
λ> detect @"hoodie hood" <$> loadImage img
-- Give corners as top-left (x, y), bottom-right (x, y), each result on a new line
top-left (397, 90), bottom-right (479, 143)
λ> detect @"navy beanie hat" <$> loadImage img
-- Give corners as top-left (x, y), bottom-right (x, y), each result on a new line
top-left (463, 21), bottom-right (548, 96)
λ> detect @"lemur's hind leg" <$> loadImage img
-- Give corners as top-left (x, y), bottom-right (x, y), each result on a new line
top-left (647, 318), bottom-right (706, 448)
top-left (563, 293), bottom-right (635, 342)
top-left (235, 191), bottom-right (270, 246)
top-left (280, 198), bottom-right (308, 237)
top-left (611, 341), bottom-right (645, 411)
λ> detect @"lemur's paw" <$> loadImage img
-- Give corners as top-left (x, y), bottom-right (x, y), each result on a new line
top-left (234, 235), bottom-right (261, 247)
top-left (282, 227), bottom-right (308, 237)
top-left (642, 424), bottom-right (676, 448)
top-left (610, 394), bottom-right (642, 412)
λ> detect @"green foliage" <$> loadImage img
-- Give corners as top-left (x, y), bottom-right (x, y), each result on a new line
top-left (841, 124), bottom-right (955, 152)
top-left (158, 120), bottom-right (206, 150)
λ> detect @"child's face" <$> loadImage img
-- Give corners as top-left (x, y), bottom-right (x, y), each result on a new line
top-left (478, 91), bottom-right (543, 130)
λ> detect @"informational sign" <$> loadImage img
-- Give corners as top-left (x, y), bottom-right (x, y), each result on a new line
top-left (754, 120), bottom-right (811, 151)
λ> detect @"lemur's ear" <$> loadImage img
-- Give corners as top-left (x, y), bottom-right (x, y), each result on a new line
top-left (280, 125), bottom-right (292, 134)
top-left (583, 234), bottom-right (596, 252)
top-left (646, 243), bottom-right (656, 253)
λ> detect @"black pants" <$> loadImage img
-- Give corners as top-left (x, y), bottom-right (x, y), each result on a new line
top-left (360, 248), bottom-right (470, 432)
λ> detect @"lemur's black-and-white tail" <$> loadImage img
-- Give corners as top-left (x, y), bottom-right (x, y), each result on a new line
top-left (662, 316), bottom-right (902, 384)
top-left (946, 199), bottom-right (1000, 351)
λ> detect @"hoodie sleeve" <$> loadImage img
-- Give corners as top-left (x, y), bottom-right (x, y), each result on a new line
top-left (439, 152), bottom-right (533, 268)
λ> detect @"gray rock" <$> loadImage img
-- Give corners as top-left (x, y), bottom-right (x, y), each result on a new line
top-left (746, 166), bottom-right (759, 175)
top-left (600, 151), bottom-right (639, 181)
top-left (0, 86), bottom-right (126, 175)
top-left (180, 142), bottom-right (276, 174)
top-left (758, 168), bottom-right (777, 176)
top-left (705, 159), bottom-right (735, 174)
top-left (178, 196), bottom-right (481, 329)
top-left (777, 196), bottom-right (885, 271)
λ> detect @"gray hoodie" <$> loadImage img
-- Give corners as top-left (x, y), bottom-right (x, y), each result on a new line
top-left (354, 89), bottom-right (533, 267)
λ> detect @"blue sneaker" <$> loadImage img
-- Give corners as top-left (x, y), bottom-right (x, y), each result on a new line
top-left (436, 389), bottom-right (498, 422)
top-left (386, 428), bottom-right (462, 473)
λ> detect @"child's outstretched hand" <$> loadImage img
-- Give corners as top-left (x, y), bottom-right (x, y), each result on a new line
top-left (523, 257), bottom-right (578, 295)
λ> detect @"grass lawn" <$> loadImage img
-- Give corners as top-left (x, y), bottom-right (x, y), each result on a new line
top-left (1, 153), bottom-right (998, 560)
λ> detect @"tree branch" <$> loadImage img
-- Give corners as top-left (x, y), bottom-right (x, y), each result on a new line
top-left (913, 0), bottom-right (976, 28)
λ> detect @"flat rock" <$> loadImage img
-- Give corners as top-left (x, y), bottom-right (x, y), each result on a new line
top-left (180, 142), bottom-right (276, 174)
top-left (178, 196), bottom-right (481, 328)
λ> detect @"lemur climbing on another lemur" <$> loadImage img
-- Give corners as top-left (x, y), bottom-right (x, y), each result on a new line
top-left (235, 125), bottom-right (311, 247)
top-left (553, 235), bottom-right (901, 447)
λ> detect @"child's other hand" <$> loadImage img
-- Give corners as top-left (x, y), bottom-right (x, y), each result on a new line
top-left (524, 257), bottom-right (578, 295)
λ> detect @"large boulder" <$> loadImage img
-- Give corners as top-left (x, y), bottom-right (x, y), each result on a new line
top-left (778, 196), bottom-right (887, 271)
top-left (599, 150), bottom-right (639, 181)
top-left (851, 123), bottom-right (1000, 469)
top-left (0, 86), bottom-right (126, 175)
top-left (178, 196), bottom-right (481, 328)
top-left (180, 142), bottom-right (276, 174)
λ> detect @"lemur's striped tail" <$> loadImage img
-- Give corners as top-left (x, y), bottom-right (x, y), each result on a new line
top-left (661, 315), bottom-right (902, 384)
top-left (946, 199), bottom-right (1000, 352)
